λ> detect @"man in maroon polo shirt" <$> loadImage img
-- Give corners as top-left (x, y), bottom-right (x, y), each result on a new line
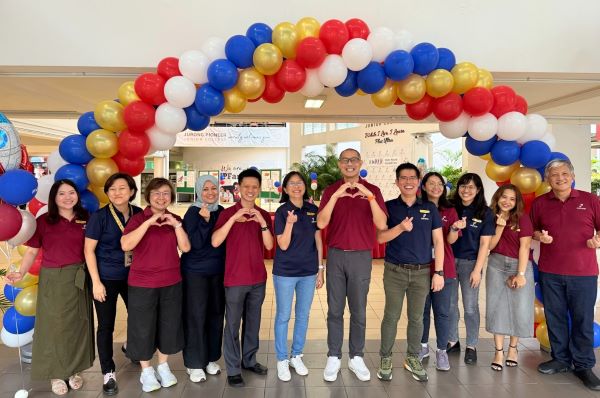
top-left (530, 159), bottom-right (600, 391)
top-left (211, 168), bottom-right (274, 388)
top-left (317, 148), bottom-right (387, 382)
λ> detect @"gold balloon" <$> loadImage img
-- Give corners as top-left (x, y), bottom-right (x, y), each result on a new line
top-left (371, 80), bottom-right (397, 108)
top-left (94, 100), bottom-right (126, 132)
top-left (426, 69), bottom-right (454, 98)
top-left (272, 22), bottom-right (299, 59)
top-left (475, 68), bottom-right (494, 89)
top-left (236, 67), bottom-right (266, 99)
top-left (117, 81), bottom-right (140, 106)
top-left (296, 17), bottom-right (320, 40)
top-left (535, 181), bottom-right (552, 197)
top-left (485, 160), bottom-right (520, 182)
top-left (89, 184), bottom-right (109, 204)
top-left (16, 245), bottom-right (27, 257)
top-left (396, 74), bottom-right (426, 104)
top-left (86, 158), bottom-right (119, 187)
top-left (253, 43), bottom-right (284, 75)
top-left (223, 87), bottom-right (247, 113)
top-left (511, 167), bottom-right (542, 194)
top-left (480, 153), bottom-right (492, 161)
top-left (356, 89), bottom-right (367, 96)
top-left (536, 322), bottom-right (550, 348)
top-left (14, 285), bottom-right (37, 316)
top-left (86, 129), bottom-right (119, 159)
top-left (451, 62), bottom-right (479, 94)
top-left (13, 272), bottom-right (38, 288)
top-left (534, 300), bottom-right (545, 324)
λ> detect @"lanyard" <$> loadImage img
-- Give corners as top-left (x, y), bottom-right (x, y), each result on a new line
top-left (108, 203), bottom-right (131, 232)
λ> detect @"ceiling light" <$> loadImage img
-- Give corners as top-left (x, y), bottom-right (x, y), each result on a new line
top-left (304, 96), bottom-right (326, 109)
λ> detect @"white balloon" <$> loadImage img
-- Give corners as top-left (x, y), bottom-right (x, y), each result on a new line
top-left (201, 37), bottom-right (226, 61)
top-left (497, 111), bottom-right (527, 141)
top-left (155, 103), bottom-right (187, 134)
top-left (317, 55), bottom-right (348, 87)
top-left (393, 29), bottom-right (414, 51)
top-left (179, 50), bottom-right (210, 84)
top-left (539, 129), bottom-right (556, 150)
top-left (439, 112), bottom-right (470, 139)
top-left (368, 27), bottom-right (395, 63)
top-left (14, 389), bottom-right (29, 398)
top-left (310, 182), bottom-right (318, 190)
top-left (34, 174), bottom-right (54, 203)
top-left (0, 327), bottom-right (34, 348)
top-left (7, 210), bottom-right (36, 246)
top-left (342, 38), bottom-right (373, 71)
top-left (164, 76), bottom-right (197, 108)
top-left (47, 150), bottom-right (68, 174)
top-left (35, 205), bottom-right (48, 218)
top-left (467, 113), bottom-right (498, 141)
top-left (147, 126), bottom-right (177, 150)
top-left (300, 69), bottom-right (324, 97)
top-left (521, 114), bottom-right (548, 143)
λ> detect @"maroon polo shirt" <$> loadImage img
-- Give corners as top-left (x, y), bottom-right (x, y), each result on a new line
top-left (213, 202), bottom-right (273, 287)
top-left (491, 214), bottom-right (533, 260)
top-left (26, 213), bottom-right (86, 268)
top-left (530, 189), bottom-right (600, 276)
top-left (432, 207), bottom-right (460, 279)
top-left (319, 178), bottom-right (387, 251)
top-left (123, 207), bottom-right (183, 288)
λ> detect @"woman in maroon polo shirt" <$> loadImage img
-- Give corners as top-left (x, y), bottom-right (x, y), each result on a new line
top-left (7, 179), bottom-right (93, 396)
top-left (486, 184), bottom-right (534, 371)
top-left (121, 178), bottom-right (191, 393)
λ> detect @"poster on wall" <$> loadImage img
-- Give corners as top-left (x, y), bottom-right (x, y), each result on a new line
top-left (215, 164), bottom-right (245, 205)
top-left (176, 126), bottom-right (289, 147)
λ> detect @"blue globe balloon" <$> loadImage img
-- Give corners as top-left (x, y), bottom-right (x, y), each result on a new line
top-left (594, 322), bottom-right (600, 349)
top-left (535, 282), bottom-right (543, 304)
top-left (3, 306), bottom-right (35, 334)
top-left (549, 151), bottom-right (569, 162)
top-left (55, 164), bottom-right (88, 192)
top-left (357, 62), bottom-right (386, 94)
top-left (309, 172), bottom-right (318, 180)
top-left (335, 70), bottom-right (358, 97)
top-left (360, 169), bottom-right (368, 178)
top-left (59, 135), bottom-right (93, 165)
top-left (490, 140), bottom-right (521, 166)
top-left (246, 23), bottom-right (273, 46)
top-left (520, 140), bottom-right (551, 169)
top-left (0, 169), bottom-right (38, 205)
top-left (80, 189), bottom-right (99, 213)
top-left (274, 181), bottom-right (281, 188)
top-left (77, 111), bottom-right (101, 137)
top-left (184, 106), bottom-right (210, 131)
top-left (436, 48), bottom-right (456, 71)
top-left (384, 50), bottom-right (414, 81)
top-left (226, 35), bottom-right (256, 69)
top-left (207, 59), bottom-right (239, 91)
top-left (194, 85), bottom-right (225, 117)
top-left (465, 134), bottom-right (497, 156)
top-left (410, 42), bottom-right (439, 75)
top-left (3, 285), bottom-right (22, 303)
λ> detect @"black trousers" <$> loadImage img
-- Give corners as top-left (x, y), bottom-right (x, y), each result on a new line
top-left (182, 272), bottom-right (225, 369)
top-left (93, 279), bottom-right (128, 374)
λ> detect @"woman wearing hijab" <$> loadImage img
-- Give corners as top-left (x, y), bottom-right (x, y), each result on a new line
top-left (181, 175), bottom-right (226, 383)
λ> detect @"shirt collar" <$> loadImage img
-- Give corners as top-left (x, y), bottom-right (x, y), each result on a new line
top-left (547, 189), bottom-right (579, 200)
top-left (397, 195), bottom-right (422, 207)
top-left (143, 206), bottom-right (174, 217)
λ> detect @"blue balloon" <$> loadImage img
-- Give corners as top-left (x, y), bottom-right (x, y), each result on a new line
top-left (194, 85), bottom-right (225, 117)
top-left (184, 106), bottom-right (210, 131)
top-left (3, 285), bottom-right (22, 303)
top-left (0, 169), bottom-right (38, 205)
top-left (384, 50), bottom-right (414, 81)
top-left (226, 35), bottom-right (256, 69)
top-left (207, 59), bottom-right (239, 91)
top-left (3, 306), bottom-right (35, 334)
top-left (59, 135), bottom-right (93, 165)
top-left (246, 23), bottom-right (273, 46)
top-left (537, 166), bottom-right (546, 179)
top-left (465, 134), bottom-right (497, 156)
top-left (549, 151), bottom-right (569, 162)
top-left (594, 322), bottom-right (600, 349)
top-left (446, 182), bottom-right (453, 190)
top-left (532, 262), bottom-right (539, 283)
top-left (357, 62), bottom-right (386, 94)
top-left (360, 169), bottom-right (368, 178)
top-left (436, 48), bottom-right (456, 71)
top-left (309, 172), bottom-right (318, 180)
top-left (55, 164), bottom-right (88, 192)
top-left (274, 181), bottom-right (281, 188)
top-left (250, 166), bottom-right (259, 171)
top-left (490, 140), bottom-right (521, 166)
top-left (535, 282), bottom-right (543, 304)
top-left (520, 141), bottom-right (551, 169)
top-left (335, 70), bottom-right (358, 97)
top-left (80, 189), bottom-right (99, 213)
top-left (410, 42), bottom-right (439, 75)
top-left (77, 112), bottom-right (101, 137)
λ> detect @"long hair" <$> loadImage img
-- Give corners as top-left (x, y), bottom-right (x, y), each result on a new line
top-left (490, 184), bottom-right (524, 230)
top-left (279, 171), bottom-right (309, 203)
top-left (451, 173), bottom-right (488, 220)
top-left (420, 172), bottom-right (453, 210)
top-left (47, 179), bottom-right (88, 224)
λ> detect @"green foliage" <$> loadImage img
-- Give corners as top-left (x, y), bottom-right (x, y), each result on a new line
top-left (435, 149), bottom-right (463, 193)
top-left (0, 268), bottom-right (10, 313)
top-left (592, 158), bottom-right (600, 195)
top-left (291, 146), bottom-right (342, 200)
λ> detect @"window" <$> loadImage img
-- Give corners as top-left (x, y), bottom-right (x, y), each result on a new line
top-left (302, 144), bottom-right (327, 160)
top-left (335, 123), bottom-right (359, 130)
top-left (336, 141), bottom-right (361, 157)
top-left (303, 123), bottom-right (327, 135)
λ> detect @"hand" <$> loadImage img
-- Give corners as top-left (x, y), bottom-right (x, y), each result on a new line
top-left (332, 182), bottom-right (353, 199)
top-left (431, 273), bottom-right (445, 292)
top-left (233, 207), bottom-right (250, 223)
top-left (398, 217), bottom-right (414, 232)
top-left (249, 208), bottom-right (267, 227)
top-left (586, 234), bottom-right (600, 249)
top-left (286, 210), bottom-right (298, 224)
top-left (161, 213), bottom-right (180, 227)
top-left (452, 217), bottom-right (467, 230)
top-left (199, 203), bottom-right (210, 221)
top-left (353, 182), bottom-right (373, 198)
top-left (5, 271), bottom-right (23, 284)
top-left (469, 270), bottom-right (482, 288)
top-left (316, 272), bottom-right (324, 289)
top-left (147, 212), bottom-right (164, 227)
top-left (496, 214), bottom-right (507, 227)
top-left (93, 281), bottom-right (107, 302)
top-left (540, 230), bottom-right (553, 244)
top-left (512, 274), bottom-right (526, 289)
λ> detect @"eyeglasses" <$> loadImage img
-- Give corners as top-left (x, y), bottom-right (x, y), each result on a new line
top-left (287, 182), bottom-right (305, 187)
top-left (339, 157), bottom-right (361, 165)
top-left (150, 191), bottom-right (171, 197)
top-left (459, 185), bottom-right (477, 191)
top-left (398, 176), bottom-right (419, 181)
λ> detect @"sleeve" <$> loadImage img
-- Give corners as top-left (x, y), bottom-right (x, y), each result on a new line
top-left (447, 208), bottom-right (462, 237)
top-left (85, 210), bottom-right (103, 240)
top-left (518, 215), bottom-right (534, 238)
top-left (274, 207), bottom-right (286, 236)
top-left (430, 204), bottom-right (442, 230)
top-left (481, 208), bottom-right (496, 236)
top-left (530, 197), bottom-right (542, 231)
top-left (385, 201), bottom-right (395, 229)
top-left (213, 208), bottom-right (231, 231)
top-left (183, 206), bottom-right (212, 250)
top-left (25, 216), bottom-right (45, 248)
top-left (123, 212), bottom-right (144, 235)
top-left (262, 208), bottom-right (274, 235)
top-left (373, 185), bottom-right (388, 216)
top-left (318, 185), bottom-right (332, 211)
top-left (592, 194), bottom-right (600, 232)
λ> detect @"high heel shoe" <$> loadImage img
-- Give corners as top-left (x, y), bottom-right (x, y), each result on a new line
top-left (491, 347), bottom-right (503, 372)
top-left (506, 344), bottom-right (518, 367)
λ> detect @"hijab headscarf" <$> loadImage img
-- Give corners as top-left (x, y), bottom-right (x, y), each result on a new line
top-left (192, 175), bottom-right (219, 211)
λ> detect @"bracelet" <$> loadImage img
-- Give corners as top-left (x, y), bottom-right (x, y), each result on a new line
top-left (450, 226), bottom-right (459, 232)
top-left (318, 265), bottom-right (325, 270)
top-left (174, 222), bottom-right (183, 229)
top-left (367, 195), bottom-right (375, 202)
top-left (261, 226), bottom-right (268, 231)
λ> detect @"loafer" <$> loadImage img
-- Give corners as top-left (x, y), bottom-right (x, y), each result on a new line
top-left (538, 359), bottom-right (572, 375)
top-left (574, 369), bottom-right (600, 391)
top-left (446, 341), bottom-right (460, 354)
top-left (464, 347), bottom-right (477, 365)
top-left (227, 374), bottom-right (245, 388)
top-left (102, 372), bottom-right (118, 396)
top-left (242, 362), bottom-right (268, 375)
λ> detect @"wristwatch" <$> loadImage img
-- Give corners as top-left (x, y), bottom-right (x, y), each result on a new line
top-left (518, 271), bottom-right (525, 276)
top-left (434, 270), bottom-right (444, 276)
top-left (261, 226), bottom-right (269, 231)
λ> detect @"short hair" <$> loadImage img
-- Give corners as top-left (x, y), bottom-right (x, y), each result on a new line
top-left (544, 159), bottom-right (574, 179)
top-left (238, 168), bottom-right (262, 185)
top-left (338, 148), bottom-right (361, 160)
top-left (279, 171), bottom-right (309, 203)
top-left (104, 173), bottom-right (138, 202)
top-left (144, 178), bottom-right (175, 203)
top-left (395, 162), bottom-right (420, 180)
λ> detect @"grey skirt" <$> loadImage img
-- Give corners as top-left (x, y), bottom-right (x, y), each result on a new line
top-left (485, 253), bottom-right (534, 338)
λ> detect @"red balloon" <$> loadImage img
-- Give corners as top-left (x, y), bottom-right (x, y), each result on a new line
top-left (274, 60), bottom-right (306, 92)
top-left (134, 73), bottom-right (167, 105)
top-left (496, 180), bottom-right (510, 187)
top-left (319, 19), bottom-right (349, 54)
top-left (523, 192), bottom-right (536, 213)
top-left (29, 248), bottom-right (43, 276)
top-left (262, 75), bottom-right (285, 103)
top-left (124, 101), bottom-right (156, 133)
top-left (406, 94), bottom-right (434, 120)
top-left (220, 180), bottom-right (225, 185)
top-left (345, 18), bottom-right (370, 40)
top-left (27, 198), bottom-right (46, 216)
top-left (112, 153), bottom-right (146, 177)
top-left (295, 38), bottom-right (327, 69)
top-left (394, 97), bottom-right (404, 106)
top-left (490, 85), bottom-right (517, 118)
top-left (157, 57), bottom-right (181, 79)
top-left (0, 203), bottom-right (22, 241)
top-left (118, 129), bottom-right (151, 159)
top-left (463, 87), bottom-right (494, 116)
top-left (248, 97), bottom-right (261, 103)
top-left (514, 95), bottom-right (528, 115)
top-left (433, 93), bottom-right (463, 122)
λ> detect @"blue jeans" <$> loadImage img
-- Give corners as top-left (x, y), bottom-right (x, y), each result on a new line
top-left (539, 271), bottom-right (597, 370)
top-left (273, 274), bottom-right (317, 361)
top-left (422, 277), bottom-right (456, 350)
top-left (448, 259), bottom-right (480, 347)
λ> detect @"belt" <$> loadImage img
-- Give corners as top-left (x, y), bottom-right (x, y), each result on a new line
top-left (388, 262), bottom-right (430, 270)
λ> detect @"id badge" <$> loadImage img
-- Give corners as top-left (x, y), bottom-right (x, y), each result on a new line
top-left (124, 251), bottom-right (133, 267)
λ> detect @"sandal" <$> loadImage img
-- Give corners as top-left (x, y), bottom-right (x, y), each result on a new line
top-left (506, 344), bottom-right (519, 367)
top-left (51, 379), bottom-right (68, 396)
top-left (68, 373), bottom-right (84, 390)
top-left (491, 347), bottom-right (503, 371)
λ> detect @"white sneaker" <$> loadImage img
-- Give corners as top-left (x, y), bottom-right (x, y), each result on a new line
top-left (206, 362), bottom-right (221, 375)
top-left (348, 356), bottom-right (371, 381)
top-left (277, 360), bottom-right (291, 382)
top-left (323, 356), bottom-right (341, 382)
top-left (156, 362), bottom-right (178, 388)
top-left (290, 355), bottom-right (309, 376)
top-left (140, 367), bottom-right (161, 392)
top-left (186, 368), bottom-right (206, 383)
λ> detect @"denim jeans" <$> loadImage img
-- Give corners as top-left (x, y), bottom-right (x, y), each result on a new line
top-left (448, 258), bottom-right (480, 347)
top-left (273, 274), bottom-right (317, 361)
top-left (422, 277), bottom-right (456, 350)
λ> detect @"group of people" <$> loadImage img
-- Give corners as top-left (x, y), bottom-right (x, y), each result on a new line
top-left (5, 148), bottom-right (600, 395)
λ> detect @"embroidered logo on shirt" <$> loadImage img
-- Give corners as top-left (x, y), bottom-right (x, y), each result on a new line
top-left (470, 218), bottom-right (482, 228)
top-left (441, 215), bottom-right (448, 223)
top-left (576, 203), bottom-right (587, 210)
top-left (307, 212), bottom-right (316, 216)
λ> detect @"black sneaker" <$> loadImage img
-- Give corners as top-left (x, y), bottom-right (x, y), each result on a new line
top-left (103, 372), bottom-right (118, 396)
top-left (446, 341), bottom-right (461, 354)
top-left (574, 369), bottom-right (600, 391)
top-left (227, 374), bottom-right (245, 387)
top-left (242, 362), bottom-right (268, 375)
top-left (121, 345), bottom-right (140, 365)
top-left (537, 359), bottom-right (571, 375)
top-left (464, 347), bottom-right (477, 365)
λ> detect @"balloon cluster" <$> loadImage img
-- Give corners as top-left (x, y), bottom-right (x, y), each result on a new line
top-left (309, 172), bottom-right (318, 190)
top-left (273, 180), bottom-right (282, 193)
